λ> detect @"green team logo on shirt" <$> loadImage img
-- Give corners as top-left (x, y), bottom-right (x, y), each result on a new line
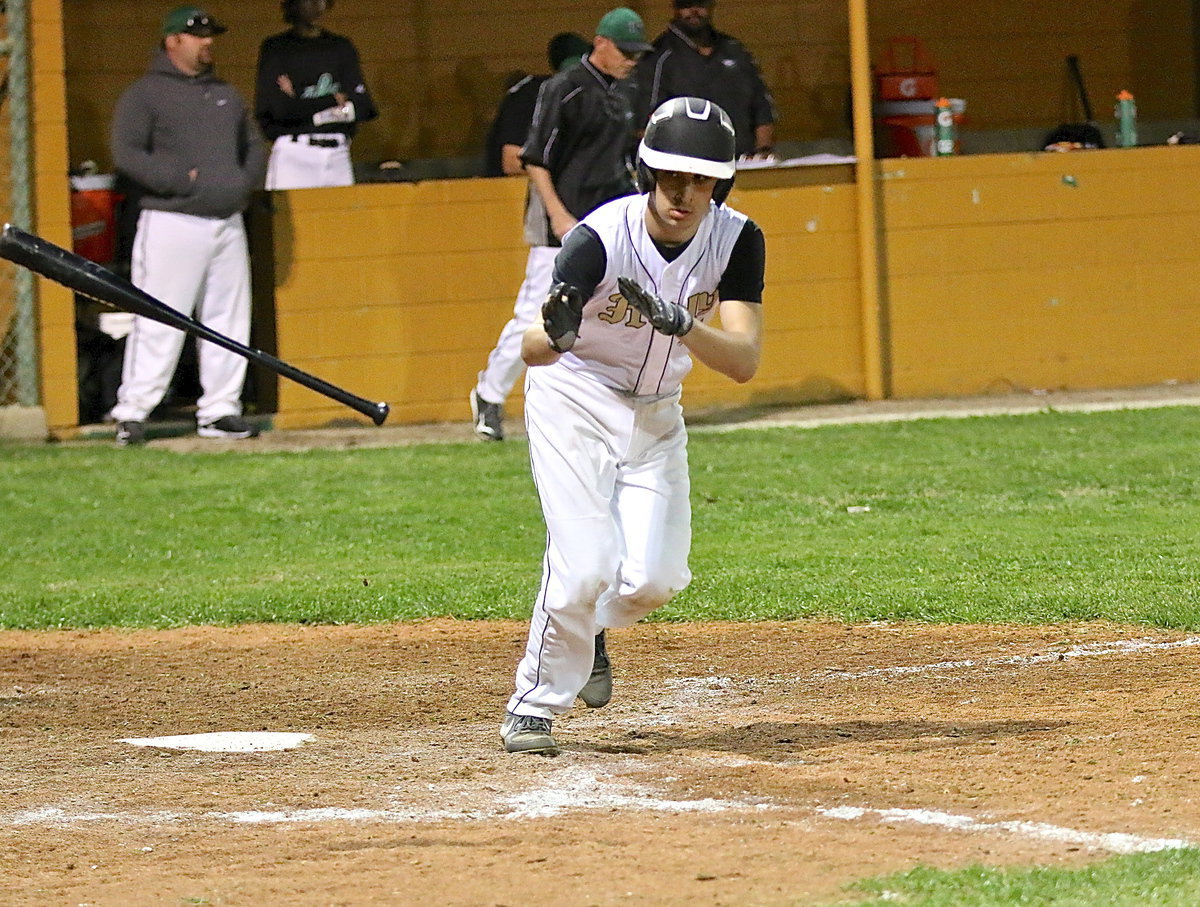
top-left (301, 73), bottom-right (341, 99)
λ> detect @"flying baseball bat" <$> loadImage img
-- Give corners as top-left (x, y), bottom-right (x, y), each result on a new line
top-left (0, 223), bottom-right (389, 425)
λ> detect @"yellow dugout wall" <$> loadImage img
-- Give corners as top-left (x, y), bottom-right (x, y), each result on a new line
top-left (21, 0), bottom-right (1200, 431)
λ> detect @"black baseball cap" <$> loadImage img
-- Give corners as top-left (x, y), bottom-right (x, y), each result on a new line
top-left (162, 5), bottom-right (228, 37)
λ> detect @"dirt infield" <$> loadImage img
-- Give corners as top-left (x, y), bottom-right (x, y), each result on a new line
top-left (3, 620), bottom-right (1199, 905)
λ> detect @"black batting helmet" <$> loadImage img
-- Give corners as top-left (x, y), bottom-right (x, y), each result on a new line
top-left (638, 96), bottom-right (737, 204)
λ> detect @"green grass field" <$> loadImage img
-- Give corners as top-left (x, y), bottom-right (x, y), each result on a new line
top-left (3, 406), bottom-right (1199, 630)
top-left (5, 404), bottom-right (1200, 904)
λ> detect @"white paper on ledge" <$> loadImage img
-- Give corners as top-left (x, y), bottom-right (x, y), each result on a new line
top-left (736, 153), bottom-right (858, 170)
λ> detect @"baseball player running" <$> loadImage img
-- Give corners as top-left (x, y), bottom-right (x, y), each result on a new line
top-left (501, 97), bottom-right (766, 754)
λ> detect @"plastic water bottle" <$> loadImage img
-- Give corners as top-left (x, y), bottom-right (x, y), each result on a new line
top-left (934, 98), bottom-right (956, 156)
top-left (1115, 90), bottom-right (1137, 148)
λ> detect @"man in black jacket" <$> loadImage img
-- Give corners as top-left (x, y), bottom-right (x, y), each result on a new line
top-left (255, 0), bottom-right (378, 189)
top-left (470, 31), bottom-right (590, 441)
top-left (109, 5), bottom-right (266, 445)
top-left (637, 1), bottom-right (776, 159)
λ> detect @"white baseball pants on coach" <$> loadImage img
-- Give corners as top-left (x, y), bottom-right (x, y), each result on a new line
top-left (111, 209), bottom-right (251, 426)
top-left (507, 365), bottom-right (692, 719)
top-left (475, 245), bottom-right (556, 406)
top-left (265, 135), bottom-right (353, 190)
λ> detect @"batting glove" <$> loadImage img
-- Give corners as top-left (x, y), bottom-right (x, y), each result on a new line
top-left (617, 276), bottom-right (694, 337)
top-left (542, 282), bottom-right (583, 353)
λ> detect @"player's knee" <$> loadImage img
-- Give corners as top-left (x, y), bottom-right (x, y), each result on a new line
top-left (604, 578), bottom-right (686, 627)
top-left (560, 571), bottom-right (611, 606)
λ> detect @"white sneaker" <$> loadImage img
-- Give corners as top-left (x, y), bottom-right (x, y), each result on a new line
top-left (500, 711), bottom-right (558, 754)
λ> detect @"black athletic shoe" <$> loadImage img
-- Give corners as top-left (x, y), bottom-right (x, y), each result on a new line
top-left (115, 420), bottom-right (146, 447)
top-left (197, 415), bottom-right (260, 440)
top-left (470, 391), bottom-right (504, 441)
top-left (579, 631), bottom-right (612, 708)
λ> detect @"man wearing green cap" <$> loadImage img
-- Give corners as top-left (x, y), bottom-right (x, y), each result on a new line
top-left (520, 7), bottom-right (651, 251)
top-left (109, 6), bottom-right (267, 445)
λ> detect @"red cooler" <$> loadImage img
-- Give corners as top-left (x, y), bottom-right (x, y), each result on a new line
top-left (69, 173), bottom-right (121, 265)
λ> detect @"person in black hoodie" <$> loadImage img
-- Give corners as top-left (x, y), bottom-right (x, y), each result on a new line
top-left (255, 0), bottom-right (378, 189)
top-left (109, 5), bottom-right (267, 446)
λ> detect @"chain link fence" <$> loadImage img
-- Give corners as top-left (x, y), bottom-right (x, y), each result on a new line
top-left (1, 0), bottom-right (38, 410)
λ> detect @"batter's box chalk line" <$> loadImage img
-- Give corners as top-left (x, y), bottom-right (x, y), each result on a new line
top-left (827, 635), bottom-right (1200, 679)
top-left (818, 805), bottom-right (1192, 855)
top-left (3, 763), bottom-right (774, 828)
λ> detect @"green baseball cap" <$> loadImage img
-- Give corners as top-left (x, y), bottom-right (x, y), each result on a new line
top-left (597, 7), bottom-right (652, 53)
top-left (161, 5), bottom-right (228, 37)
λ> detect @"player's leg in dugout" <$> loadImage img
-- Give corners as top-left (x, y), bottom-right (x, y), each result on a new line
top-left (193, 212), bottom-right (252, 426)
top-left (475, 245), bottom-right (557, 405)
top-left (111, 210), bottom-right (213, 422)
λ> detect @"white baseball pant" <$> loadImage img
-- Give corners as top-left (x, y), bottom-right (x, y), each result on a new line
top-left (475, 245), bottom-right (556, 406)
top-left (507, 364), bottom-right (692, 719)
top-left (111, 209), bottom-right (250, 426)
top-left (266, 134), bottom-right (353, 190)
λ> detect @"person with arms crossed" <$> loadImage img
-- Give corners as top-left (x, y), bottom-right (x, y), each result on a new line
top-left (255, 0), bottom-right (378, 190)
top-left (470, 7), bottom-right (652, 442)
top-left (470, 31), bottom-right (591, 440)
top-left (501, 97), bottom-right (766, 754)
top-left (110, 5), bottom-right (267, 446)
top-left (638, 0), bottom-right (777, 159)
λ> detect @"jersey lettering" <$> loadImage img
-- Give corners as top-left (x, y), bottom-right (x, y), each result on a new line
top-left (689, 291), bottom-right (718, 320)
top-left (598, 292), bottom-right (648, 328)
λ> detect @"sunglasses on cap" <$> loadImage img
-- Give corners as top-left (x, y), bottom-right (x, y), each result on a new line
top-left (167, 12), bottom-right (228, 37)
top-left (673, 0), bottom-right (714, 8)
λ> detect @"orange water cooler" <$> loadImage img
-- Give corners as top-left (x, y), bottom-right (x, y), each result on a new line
top-left (69, 173), bottom-right (122, 265)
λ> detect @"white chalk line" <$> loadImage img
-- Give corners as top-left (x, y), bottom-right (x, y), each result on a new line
top-left (827, 635), bottom-right (1200, 680)
top-left (695, 393), bottom-right (1200, 435)
top-left (818, 805), bottom-right (1192, 855)
top-left (2, 763), bottom-right (771, 828)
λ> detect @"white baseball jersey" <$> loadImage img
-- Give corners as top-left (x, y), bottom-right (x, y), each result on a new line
top-left (557, 193), bottom-right (748, 396)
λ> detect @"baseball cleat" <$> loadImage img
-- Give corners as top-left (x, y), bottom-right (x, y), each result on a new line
top-left (198, 415), bottom-right (260, 440)
top-left (500, 711), bottom-right (558, 754)
top-left (579, 631), bottom-right (612, 708)
top-left (115, 420), bottom-right (146, 447)
top-left (470, 391), bottom-right (504, 441)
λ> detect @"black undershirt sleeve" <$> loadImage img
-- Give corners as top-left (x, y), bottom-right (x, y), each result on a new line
top-left (718, 219), bottom-right (766, 303)
top-left (552, 225), bottom-right (607, 298)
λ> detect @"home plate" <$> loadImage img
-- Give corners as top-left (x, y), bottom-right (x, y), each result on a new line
top-left (119, 732), bottom-right (313, 753)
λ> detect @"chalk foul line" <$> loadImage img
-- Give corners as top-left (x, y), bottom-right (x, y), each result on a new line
top-left (826, 635), bottom-right (1200, 680)
top-left (818, 805), bottom-right (1192, 855)
top-left (3, 765), bottom-right (770, 828)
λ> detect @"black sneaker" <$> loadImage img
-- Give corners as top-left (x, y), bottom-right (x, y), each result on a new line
top-left (579, 631), bottom-right (612, 708)
top-left (197, 415), bottom-right (260, 440)
top-left (470, 391), bottom-right (504, 441)
top-left (115, 420), bottom-right (146, 447)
